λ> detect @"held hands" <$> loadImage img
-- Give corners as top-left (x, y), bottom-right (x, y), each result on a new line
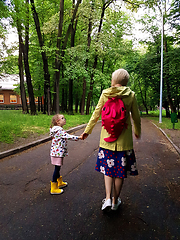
top-left (135, 134), bottom-right (140, 139)
top-left (79, 132), bottom-right (89, 140)
top-left (80, 132), bottom-right (139, 140)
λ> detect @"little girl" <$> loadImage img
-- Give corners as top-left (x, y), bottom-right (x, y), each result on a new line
top-left (50, 114), bottom-right (81, 194)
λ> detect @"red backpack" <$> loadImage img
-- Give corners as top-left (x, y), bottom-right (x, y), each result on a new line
top-left (101, 97), bottom-right (127, 142)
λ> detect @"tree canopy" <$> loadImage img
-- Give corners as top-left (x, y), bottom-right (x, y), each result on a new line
top-left (0, 0), bottom-right (179, 117)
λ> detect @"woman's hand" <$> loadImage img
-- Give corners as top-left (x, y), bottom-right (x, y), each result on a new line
top-left (135, 134), bottom-right (140, 139)
top-left (80, 132), bottom-right (89, 140)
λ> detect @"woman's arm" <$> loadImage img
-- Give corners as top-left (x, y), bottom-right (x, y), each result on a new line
top-left (84, 93), bottom-right (105, 135)
top-left (131, 93), bottom-right (141, 138)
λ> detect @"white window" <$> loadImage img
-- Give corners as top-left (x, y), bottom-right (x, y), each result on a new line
top-left (0, 94), bottom-right (4, 103)
top-left (35, 97), bottom-right (38, 103)
top-left (10, 95), bottom-right (17, 103)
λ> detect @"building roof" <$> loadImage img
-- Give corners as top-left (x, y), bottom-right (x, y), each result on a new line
top-left (0, 74), bottom-right (20, 90)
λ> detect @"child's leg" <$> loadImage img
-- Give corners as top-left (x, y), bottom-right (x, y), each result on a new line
top-left (112, 178), bottom-right (124, 204)
top-left (52, 165), bottom-right (61, 182)
top-left (50, 165), bottom-right (63, 195)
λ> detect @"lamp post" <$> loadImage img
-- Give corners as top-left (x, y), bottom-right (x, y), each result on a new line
top-left (159, 0), bottom-right (163, 123)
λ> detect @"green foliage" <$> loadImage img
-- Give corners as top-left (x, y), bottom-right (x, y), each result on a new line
top-left (127, 2), bottom-right (180, 114)
top-left (0, 0), bottom-right (9, 19)
top-left (142, 109), bottom-right (166, 117)
top-left (168, 0), bottom-right (180, 44)
top-left (1, 55), bottom-right (19, 74)
top-left (128, 45), bottom-right (180, 112)
top-left (1, 0), bottom-right (179, 116)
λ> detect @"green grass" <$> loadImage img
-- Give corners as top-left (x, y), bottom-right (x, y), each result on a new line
top-left (1, 109), bottom-right (179, 144)
top-left (142, 110), bottom-right (180, 130)
top-left (0, 110), bottom-right (92, 144)
top-left (142, 109), bottom-right (167, 117)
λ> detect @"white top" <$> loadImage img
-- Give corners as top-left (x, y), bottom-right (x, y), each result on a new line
top-left (50, 126), bottom-right (79, 157)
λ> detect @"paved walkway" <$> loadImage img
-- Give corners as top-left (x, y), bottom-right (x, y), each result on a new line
top-left (0, 119), bottom-right (179, 240)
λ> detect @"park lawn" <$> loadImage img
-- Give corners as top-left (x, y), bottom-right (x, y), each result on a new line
top-left (146, 117), bottom-right (180, 130)
top-left (1, 109), bottom-right (179, 144)
top-left (142, 110), bottom-right (180, 130)
top-left (0, 110), bottom-right (92, 144)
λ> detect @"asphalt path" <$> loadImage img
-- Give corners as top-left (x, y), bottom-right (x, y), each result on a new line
top-left (0, 119), bottom-right (179, 240)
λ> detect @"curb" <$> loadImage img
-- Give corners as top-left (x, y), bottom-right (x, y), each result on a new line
top-left (151, 122), bottom-right (180, 155)
top-left (0, 123), bottom-right (89, 160)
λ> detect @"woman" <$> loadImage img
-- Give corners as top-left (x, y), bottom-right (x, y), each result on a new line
top-left (81, 69), bottom-right (141, 211)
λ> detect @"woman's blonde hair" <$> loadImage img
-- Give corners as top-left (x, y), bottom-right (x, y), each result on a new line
top-left (112, 69), bottom-right (129, 86)
top-left (50, 114), bottom-right (60, 128)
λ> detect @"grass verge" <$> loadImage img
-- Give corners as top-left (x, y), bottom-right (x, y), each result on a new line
top-left (1, 109), bottom-right (179, 144)
top-left (0, 110), bottom-right (92, 144)
top-left (142, 110), bottom-right (180, 130)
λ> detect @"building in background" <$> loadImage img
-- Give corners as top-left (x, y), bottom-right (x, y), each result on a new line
top-left (0, 74), bottom-right (43, 109)
top-left (0, 74), bottom-right (21, 105)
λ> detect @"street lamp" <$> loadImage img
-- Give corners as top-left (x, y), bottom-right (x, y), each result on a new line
top-left (159, 0), bottom-right (163, 123)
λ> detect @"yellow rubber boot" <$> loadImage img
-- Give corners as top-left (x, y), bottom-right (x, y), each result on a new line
top-left (50, 181), bottom-right (63, 195)
top-left (57, 176), bottom-right (68, 188)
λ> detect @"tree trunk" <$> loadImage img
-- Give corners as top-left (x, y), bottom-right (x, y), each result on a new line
top-left (164, 39), bottom-right (176, 113)
top-left (54, 0), bottom-right (82, 114)
top-left (24, 1), bottom-right (36, 115)
top-left (86, 56), bottom-right (97, 115)
top-left (68, 7), bottom-right (78, 115)
top-left (43, 88), bottom-right (47, 114)
top-left (137, 78), bottom-right (148, 114)
top-left (18, 34), bottom-right (28, 114)
top-left (101, 59), bottom-right (105, 92)
top-left (86, 2), bottom-right (108, 114)
top-left (38, 96), bottom-right (40, 112)
top-left (61, 67), bottom-right (68, 113)
top-left (176, 85), bottom-right (180, 118)
top-left (38, 85), bottom-right (41, 112)
top-left (52, 0), bottom-right (64, 113)
top-left (68, 15), bottom-right (78, 114)
top-left (81, 78), bottom-right (86, 115)
top-left (79, 98), bottom-right (82, 114)
top-left (23, 44), bottom-right (36, 115)
top-left (64, 84), bottom-right (68, 112)
top-left (86, 82), bottom-right (94, 115)
top-left (16, 2), bottom-right (36, 115)
top-left (68, 79), bottom-right (73, 114)
top-left (61, 84), bottom-right (65, 112)
top-left (41, 96), bottom-right (43, 112)
top-left (15, 1), bottom-right (36, 115)
top-left (75, 92), bottom-right (79, 113)
top-left (164, 100), bottom-right (170, 117)
top-left (81, 15), bottom-right (92, 115)
top-left (30, 0), bottom-right (51, 115)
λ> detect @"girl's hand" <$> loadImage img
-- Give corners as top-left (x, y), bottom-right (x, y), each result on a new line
top-left (79, 135), bottom-right (83, 140)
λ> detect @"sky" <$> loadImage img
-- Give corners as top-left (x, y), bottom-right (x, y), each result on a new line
top-left (0, 19), bottom-right (18, 57)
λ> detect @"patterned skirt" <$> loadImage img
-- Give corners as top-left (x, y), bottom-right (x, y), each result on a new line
top-left (51, 156), bottom-right (64, 166)
top-left (95, 148), bottom-right (138, 178)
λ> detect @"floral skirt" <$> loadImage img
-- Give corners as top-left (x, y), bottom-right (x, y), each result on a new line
top-left (95, 148), bottom-right (138, 178)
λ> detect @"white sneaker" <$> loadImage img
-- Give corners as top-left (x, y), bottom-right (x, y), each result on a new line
top-left (111, 198), bottom-right (121, 210)
top-left (101, 198), bottom-right (111, 211)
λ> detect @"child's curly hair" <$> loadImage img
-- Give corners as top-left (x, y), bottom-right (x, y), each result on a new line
top-left (50, 114), bottom-right (60, 128)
